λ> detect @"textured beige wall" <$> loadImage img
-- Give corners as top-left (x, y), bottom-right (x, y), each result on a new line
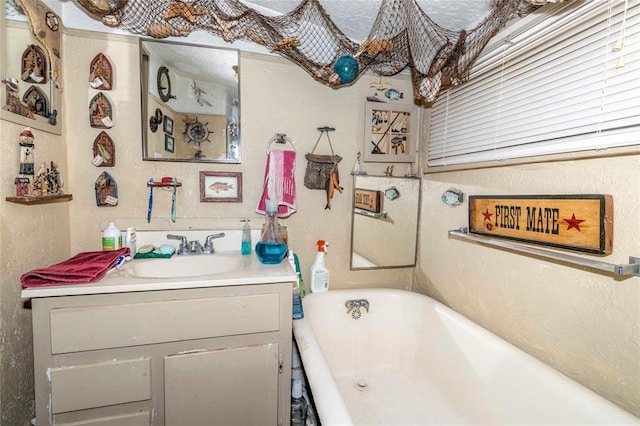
top-left (415, 155), bottom-right (640, 417)
top-left (64, 29), bottom-right (417, 289)
top-left (0, 19), bottom-right (71, 426)
top-left (1, 120), bottom-right (70, 424)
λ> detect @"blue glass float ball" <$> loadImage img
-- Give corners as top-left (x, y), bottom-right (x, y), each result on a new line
top-left (333, 55), bottom-right (359, 84)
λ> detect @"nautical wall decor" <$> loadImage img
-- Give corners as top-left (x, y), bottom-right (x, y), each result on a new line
top-left (73, 0), bottom-right (560, 103)
top-left (364, 101), bottom-right (417, 163)
top-left (89, 52), bottom-right (113, 90)
top-left (22, 85), bottom-right (49, 118)
top-left (89, 92), bottom-right (114, 128)
top-left (19, 128), bottom-right (35, 176)
top-left (469, 195), bottom-right (613, 255)
top-left (30, 161), bottom-right (63, 196)
top-left (95, 171), bottom-right (118, 206)
top-left (92, 131), bottom-right (115, 167)
top-left (21, 44), bottom-right (48, 83)
top-left (19, 0), bottom-right (63, 89)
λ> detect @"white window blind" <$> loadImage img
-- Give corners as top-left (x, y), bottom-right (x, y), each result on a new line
top-left (427, 0), bottom-right (640, 167)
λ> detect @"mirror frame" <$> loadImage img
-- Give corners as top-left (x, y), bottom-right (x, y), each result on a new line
top-left (350, 175), bottom-right (422, 270)
top-left (139, 38), bottom-right (240, 163)
top-left (1, 0), bottom-right (62, 135)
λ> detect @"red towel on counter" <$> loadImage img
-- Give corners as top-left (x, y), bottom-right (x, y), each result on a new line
top-left (21, 248), bottom-right (130, 288)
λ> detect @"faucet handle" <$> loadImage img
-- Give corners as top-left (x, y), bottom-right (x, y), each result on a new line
top-left (167, 234), bottom-right (189, 255)
top-left (203, 232), bottom-right (225, 254)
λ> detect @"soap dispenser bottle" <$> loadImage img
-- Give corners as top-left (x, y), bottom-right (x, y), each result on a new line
top-left (241, 219), bottom-right (252, 255)
top-left (102, 220), bottom-right (122, 251)
top-left (310, 240), bottom-right (329, 293)
top-left (255, 200), bottom-right (287, 264)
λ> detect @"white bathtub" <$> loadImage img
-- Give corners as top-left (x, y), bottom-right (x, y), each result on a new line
top-left (293, 288), bottom-right (639, 425)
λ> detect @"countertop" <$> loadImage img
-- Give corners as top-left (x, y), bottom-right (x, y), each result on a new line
top-left (21, 251), bottom-right (297, 299)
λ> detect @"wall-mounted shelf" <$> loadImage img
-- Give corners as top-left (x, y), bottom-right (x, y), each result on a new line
top-left (147, 181), bottom-right (182, 188)
top-left (6, 194), bottom-right (73, 205)
top-left (354, 208), bottom-right (387, 219)
top-left (448, 229), bottom-right (640, 278)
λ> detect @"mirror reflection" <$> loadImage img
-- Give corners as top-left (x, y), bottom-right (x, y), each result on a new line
top-left (140, 38), bottom-right (240, 163)
top-left (1, 1), bottom-right (62, 134)
top-left (351, 175), bottom-right (421, 270)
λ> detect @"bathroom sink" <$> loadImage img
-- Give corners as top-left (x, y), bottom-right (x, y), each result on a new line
top-left (129, 255), bottom-right (243, 279)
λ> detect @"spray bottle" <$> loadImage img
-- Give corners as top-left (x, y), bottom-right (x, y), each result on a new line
top-left (310, 240), bottom-right (329, 293)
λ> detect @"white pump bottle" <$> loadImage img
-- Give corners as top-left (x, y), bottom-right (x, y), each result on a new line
top-left (310, 240), bottom-right (329, 293)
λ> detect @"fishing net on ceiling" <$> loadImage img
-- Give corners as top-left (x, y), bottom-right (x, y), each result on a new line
top-left (73, 0), bottom-right (560, 103)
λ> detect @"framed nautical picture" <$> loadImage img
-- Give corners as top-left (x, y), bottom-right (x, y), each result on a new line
top-left (364, 101), bottom-right (417, 163)
top-left (199, 171), bottom-right (242, 203)
top-left (164, 134), bottom-right (175, 153)
top-left (163, 115), bottom-right (173, 135)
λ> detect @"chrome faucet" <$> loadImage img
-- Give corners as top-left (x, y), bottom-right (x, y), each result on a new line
top-left (345, 299), bottom-right (370, 319)
top-left (167, 232), bottom-right (226, 255)
top-left (189, 240), bottom-right (204, 254)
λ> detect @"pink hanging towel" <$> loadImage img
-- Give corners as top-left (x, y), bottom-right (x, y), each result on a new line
top-left (256, 149), bottom-right (297, 217)
top-left (21, 248), bottom-right (130, 288)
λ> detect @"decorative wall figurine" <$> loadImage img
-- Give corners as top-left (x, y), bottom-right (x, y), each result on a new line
top-left (89, 92), bottom-right (114, 128)
top-left (19, 128), bottom-right (35, 176)
top-left (19, 1), bottom-right (63, 89)
top-left (22, 85), bottom-right (49, 118)
top-left (15, 178), bottom-right (31, 197)
top-left (21, 44), bottom-right (48, 83)
top-left (2, 79), bottom-right (34, 119)
top-left (30, 161), bottom-right (63, 196)
top-left (92, 131), bottom-right (115, 166)
top-left (95, 171), bottom-right (118, 206)
top-left (16, 128), bottom-right (35, 197)
top-left (89, 52), bottom-right (113, 90)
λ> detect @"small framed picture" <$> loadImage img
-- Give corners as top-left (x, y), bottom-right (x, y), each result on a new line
top-left (364, 101), bottom-right (417, 163)
top-left (200, 171), bottom-right (242, 203)
top-left (164, 134), bottom-right (175, 153)
top-left (163, 116), bottom-right (173, 135)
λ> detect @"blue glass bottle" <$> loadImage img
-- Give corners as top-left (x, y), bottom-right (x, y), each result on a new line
top-left (256, 200), bottom-right (287, 264)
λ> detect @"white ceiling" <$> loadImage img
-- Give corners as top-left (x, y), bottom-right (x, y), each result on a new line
top-left (242, 0), bottom-right (494, 41)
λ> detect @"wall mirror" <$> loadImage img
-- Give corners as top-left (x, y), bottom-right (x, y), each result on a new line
top-left (1, 0), bottom-right (62, 135)
top-left (140, 38), bottom-right (240, 163)
top-left (351, 175), bottom-right (421, 270)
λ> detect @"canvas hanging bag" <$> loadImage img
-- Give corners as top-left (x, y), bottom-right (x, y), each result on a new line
top-left (304, 127), bottom-right (342, 190)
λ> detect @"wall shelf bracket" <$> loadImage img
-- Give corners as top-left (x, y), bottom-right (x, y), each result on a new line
top-left (448, 228), bottom-right (640, 278)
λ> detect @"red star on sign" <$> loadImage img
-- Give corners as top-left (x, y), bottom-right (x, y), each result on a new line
top-left (482, 209), bottom-right (493, 222)
top-left (564, 213), bottom-right (585, 231)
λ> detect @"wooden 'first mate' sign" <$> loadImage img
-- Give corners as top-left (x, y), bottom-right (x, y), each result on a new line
top-left (469, 195), bottom-right (613, 255)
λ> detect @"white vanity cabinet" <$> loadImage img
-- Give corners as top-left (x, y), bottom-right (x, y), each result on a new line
top-left (29, 282), bottom-right (293, 425)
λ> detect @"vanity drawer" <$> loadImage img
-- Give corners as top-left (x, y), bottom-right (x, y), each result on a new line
top-left (50, 358), bottom-right (151, 414)
top-left (49, 293), bottom-right (280, 354)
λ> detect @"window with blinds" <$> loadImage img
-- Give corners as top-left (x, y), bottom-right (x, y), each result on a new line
top-left (427, 0), bottom-right (640, 168)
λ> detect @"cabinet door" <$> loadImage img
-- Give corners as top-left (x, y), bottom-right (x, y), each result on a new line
top-left (164, 343), bottom-right (280, 426)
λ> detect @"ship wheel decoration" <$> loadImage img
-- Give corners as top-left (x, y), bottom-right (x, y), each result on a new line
top-left (184, 117), bottom-right (212, 145)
